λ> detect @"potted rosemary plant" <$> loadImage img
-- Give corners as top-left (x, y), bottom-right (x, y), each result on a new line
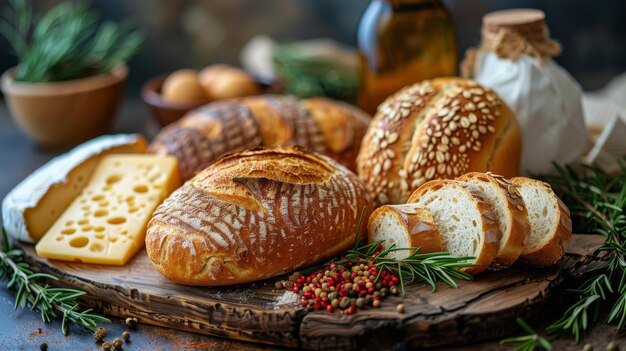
top-left (0, 0), bottom-right (143, 148)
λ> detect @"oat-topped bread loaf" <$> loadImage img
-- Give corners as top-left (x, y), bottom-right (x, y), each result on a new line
top-left (510, 177), bottom-right (572, 266)
top-left (149, 95), bottom-right (370, 180)
top-left (146, 146), bottom-right (373, 286)
top-left (457, 172), bottom-right (530, 268)
top-left (357, 78), bottom-right (521, 205)
top-left (407, 180), bottom-right (501, 275)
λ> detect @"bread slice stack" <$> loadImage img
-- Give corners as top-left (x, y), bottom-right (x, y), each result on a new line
top-left (367, 173), bottom-right (572, 275)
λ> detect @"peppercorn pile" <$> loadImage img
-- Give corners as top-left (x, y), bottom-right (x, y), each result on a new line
top-left (276, 250), bottom-right (402, 315)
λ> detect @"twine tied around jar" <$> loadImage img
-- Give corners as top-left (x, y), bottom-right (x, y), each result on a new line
top-left (461, 10), bottom-right (561, 79)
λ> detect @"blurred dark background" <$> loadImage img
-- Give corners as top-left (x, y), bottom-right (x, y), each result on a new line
top-left (0, 0), bottom-right (624, 95)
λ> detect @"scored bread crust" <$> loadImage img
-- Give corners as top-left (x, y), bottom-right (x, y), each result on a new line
top-left (356, 78), bottom-right (521, 205)
top-left (457, 172), bottom-right (530, 269)
top-left (510, 177), bottom-right (572, 266)
top-left (146, 146), bottom-right (374, 286)
top-left (407, 180), bottom-right (501, 275)
top-left (149, 95), bottom-right (370, 180)
top-left (367, 204), bottom-right (442, 256)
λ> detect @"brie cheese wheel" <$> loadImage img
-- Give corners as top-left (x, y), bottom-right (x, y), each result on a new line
top-left (2, 134), bottom-right (148, 243)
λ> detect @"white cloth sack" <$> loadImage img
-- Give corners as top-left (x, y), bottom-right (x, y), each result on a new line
top-left (473, 52), bottom-right (591, 174)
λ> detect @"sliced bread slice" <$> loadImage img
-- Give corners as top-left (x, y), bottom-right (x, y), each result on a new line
top-left (407, 180), bottom-right (501, 275)
top-left (457, 172), bottom-right (530, 269)
top-left (367, 204), bottom-right (442, 260)
top-left (510, 177), bottom-right (572, 266)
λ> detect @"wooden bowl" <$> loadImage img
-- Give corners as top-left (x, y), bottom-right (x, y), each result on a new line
top-left (1, 64), bottom-right (127, 149)
top-left (141, 73), bottom-right (282, 127)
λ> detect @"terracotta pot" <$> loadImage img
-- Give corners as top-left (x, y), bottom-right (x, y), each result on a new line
top-left (141, 73), bottom-right (283, 127)
top-left (1, 64), bottom-right (128, 148)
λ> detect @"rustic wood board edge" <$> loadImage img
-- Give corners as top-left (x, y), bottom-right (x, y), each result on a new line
top-left (18, 246), bottom-right (304, 348)
top-left (16, 234), bottom-right (605, 350)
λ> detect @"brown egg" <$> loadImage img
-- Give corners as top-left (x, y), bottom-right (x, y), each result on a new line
top-left (161, 69), bottom-right (207, 104)
top-left (198, 64), bottom-right (238, 96)
top-left (198, 64), bottom-right (260, 100)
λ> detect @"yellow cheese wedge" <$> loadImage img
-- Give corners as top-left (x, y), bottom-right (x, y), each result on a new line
top-left (2, 134), bottom-right (148, 243)
top-left (35, 155), bottom-right (181, 265)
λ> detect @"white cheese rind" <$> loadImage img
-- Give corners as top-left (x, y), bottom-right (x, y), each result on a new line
top-left (2, 134), bottom-right (147, 243)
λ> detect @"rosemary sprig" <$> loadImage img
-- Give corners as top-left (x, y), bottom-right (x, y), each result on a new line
top-left (0, 0), bottom-right (143, 82)
top-left (500, 318), bottom-right (553, 351)
top-left (537, 161), bottom-right (626, 341)
top-left (272, 43), bottom-right (358, 103)
top-left (0, 227), bottom-right (110, 335)
top-left (331, 241), bottom-right (475, 295)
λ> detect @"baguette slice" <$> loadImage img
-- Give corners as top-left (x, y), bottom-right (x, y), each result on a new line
top-left (367, 204), bottom-right (442, 260)
top-left (457, 172), bottom-right (530, 269)
top-left (510, 177), bottom-right (572, 266)
top-left (407, 180), bottom-right (501, 275)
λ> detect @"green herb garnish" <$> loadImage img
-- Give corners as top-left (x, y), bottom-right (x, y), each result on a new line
top-left (500, 318), bottom-right (553, 351)
top-left (538, 162), bottom-right (626, 341)
top-left (1, 227), bottom-right (110, 335)
top-left (0, 0), bottom-right (143, 82)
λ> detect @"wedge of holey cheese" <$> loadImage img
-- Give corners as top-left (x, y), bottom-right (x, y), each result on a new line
top-left (35, 154), bottom-right (180, 265)
top-left (2, 134), bottom-right (148, 243)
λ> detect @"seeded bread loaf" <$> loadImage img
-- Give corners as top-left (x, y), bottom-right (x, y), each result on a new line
top-left (457, 172), bottom-right (530, 268)
top-left (367, 204), bottom-right (442, 260)
top-left (407, 180), bottom-right (501, 275)
top-left (510, 177), bottom-right (572, 266)
top-left (146, 146), bottom-right (374, 286)
top-left (149, 95), bottom-right (370, 180)
top-left (357, 78), bottom-right (521, 205)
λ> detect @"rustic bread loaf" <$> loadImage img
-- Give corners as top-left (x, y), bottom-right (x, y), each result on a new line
top-left (357, 78), bottom-right (521, 205)
top-left (146, 146), bottom-right (374, 286)
top-left (457, 172), bottom-right (530, 268)
top-left (510, 177), bottom-right (572, 266)
top-left (148, 95), bottom-right (370, 180)
top-left (367, 204), bottom-right (441, 260)
top-left (407, 180), bottom-right (501, 275)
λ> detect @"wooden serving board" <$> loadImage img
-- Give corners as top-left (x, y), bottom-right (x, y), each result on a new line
top-left (18, 234), bottom-right (605, 350)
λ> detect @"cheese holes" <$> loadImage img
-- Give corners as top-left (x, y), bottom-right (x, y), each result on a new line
top-left (133, 185), bottom-right (148, 193)
top-left (89, 243), bottom-right (104, 253)
top-left (78, 219), bottom-right (89, 225)
top-left (65, 220), bottom-right (74, 226)
top-left (69, 236), bottom-right (89, 248)
top-left (94, 210), bottom-right (108, 217)
top-left (106, 175), bottom-right (122, 185)
top-left (94, 226), bottom-right (105, 232)
top-left (107, 217), bottom-right (126, 225)
top-left (94, 233), bottom-right (105, 239)
top-left (61, 228), bottom-right (76, 235)
top-left (92, 195), bottom-right (105, 201)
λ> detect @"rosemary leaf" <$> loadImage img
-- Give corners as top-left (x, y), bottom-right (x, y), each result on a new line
top-left (1, 227), bottom-right (110, 334)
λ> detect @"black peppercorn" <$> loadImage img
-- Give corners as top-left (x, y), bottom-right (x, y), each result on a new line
top-left (112, 337), bottom-right (123, 349)
top-left (93, 326), bottom-right (107, 341)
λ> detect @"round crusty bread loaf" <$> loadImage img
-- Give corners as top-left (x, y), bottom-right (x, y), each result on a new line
top-left (367, 204), bottom-right (442, 260)
top-left (457, 172), bottom-right (530, 269)
top-left (146, 146), bottom-right (374, 286)
top-left (149, 95), bottom-right (370, 181)
top-left (407, 180), bottom-right (501, 276)
top-left (357, 78), bottom-right (521, 205)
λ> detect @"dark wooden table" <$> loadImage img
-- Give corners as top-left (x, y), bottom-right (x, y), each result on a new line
top-left (0, 100), bottom-right (622, 350)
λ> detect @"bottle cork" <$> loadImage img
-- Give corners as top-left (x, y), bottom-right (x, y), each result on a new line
top-left (483, 9), bottom-right (546, 41)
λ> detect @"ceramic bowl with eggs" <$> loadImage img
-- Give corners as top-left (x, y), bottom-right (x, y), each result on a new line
top-left (142, 64), bottom-right (281, 127)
